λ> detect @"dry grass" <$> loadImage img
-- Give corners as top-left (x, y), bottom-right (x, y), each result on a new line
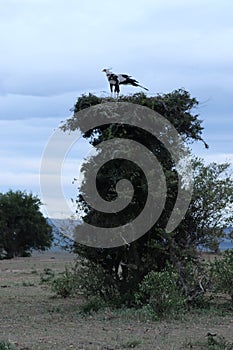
top-left (0, 251), bottom-right (233, 350)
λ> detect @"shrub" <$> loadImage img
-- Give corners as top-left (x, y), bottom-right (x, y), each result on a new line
top-left (210, 249), bottom-right (233, 302)
top-left (51, 265), bottom-right (79, 298)
top-left (40, 267), bottom-right (55, 284)
top-left (79, 296), bottom-right (106, 315)
top-left (178, 259), bottom-right (211, 308)
top-left (50, 258), bottom-right (123, 306)
top-left (182, 334), bottom-right (233, 349)
top-left (0, 341), bottom-right (17, 350)
top-left (135, 268), bottom-right (186, 317)
top-left (77, 261), bottom-right (121, 304)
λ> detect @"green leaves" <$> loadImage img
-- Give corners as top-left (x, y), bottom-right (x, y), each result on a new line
top-left (184, 159), bottom-right (233, 251)
top-left (135, 268), bottom-right (186, 317)
top-left (0, 190), bottom-right (53, 259)
top-left (210, 250), bottom-right (233, 301)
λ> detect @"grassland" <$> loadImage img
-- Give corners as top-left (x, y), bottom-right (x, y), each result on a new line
top-left (0, 251), bottom-right (233, 350)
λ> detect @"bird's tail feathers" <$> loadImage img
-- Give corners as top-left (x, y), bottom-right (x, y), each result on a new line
top-left (139, 85), bottom-right (149, 91)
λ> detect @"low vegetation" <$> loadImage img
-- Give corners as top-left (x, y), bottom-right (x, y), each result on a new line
top-left (50, 249), bottom-right (233, 320)
top-left (134, 268), bottom-right (186, 317)
top-left (0, 341), bottom-right (17, 350)
top-left (210, 249), bottom-right (233, 303)
top-left (1, 251), bottom-right (233, 350)
top-left (182, 334), bottom-right (233, 350)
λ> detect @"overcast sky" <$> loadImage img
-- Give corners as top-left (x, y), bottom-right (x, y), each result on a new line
top-left (1, 0), bottom-right (233, 218)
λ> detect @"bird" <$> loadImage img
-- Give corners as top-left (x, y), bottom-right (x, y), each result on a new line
top-left (102, 68), bottom-right (148, 97)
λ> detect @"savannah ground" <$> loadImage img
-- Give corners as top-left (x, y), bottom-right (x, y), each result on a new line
top-left (0, 251), bottom-right (233, 350)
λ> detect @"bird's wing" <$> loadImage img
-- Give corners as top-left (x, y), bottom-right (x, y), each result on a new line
top-left (121, 74), bottom-right (132, 78)
top-left (118, 74), bottom-right (135, 83)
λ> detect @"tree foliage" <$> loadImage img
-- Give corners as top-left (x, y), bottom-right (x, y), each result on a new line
top-left (61, 91), bottom-right (233, 306)
top-left (177, 159), bottom-right (233, 251)
top-left (0, 190), bottom-right (53, 259)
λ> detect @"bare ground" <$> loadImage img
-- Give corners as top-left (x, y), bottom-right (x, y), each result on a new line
top-left (0, 251), bottom-right (233, 350)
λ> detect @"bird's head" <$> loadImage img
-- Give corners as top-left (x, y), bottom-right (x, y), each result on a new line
top-left (102, 67), bottom-right (112, 73)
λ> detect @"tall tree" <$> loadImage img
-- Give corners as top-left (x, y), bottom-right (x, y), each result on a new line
top-left (0, 190), bottom-right (53, 258)
top-left (61, 91), bottom-right (233, 305)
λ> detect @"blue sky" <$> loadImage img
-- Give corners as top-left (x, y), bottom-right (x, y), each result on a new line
top-left (1, 0), bottom-right (233, 217)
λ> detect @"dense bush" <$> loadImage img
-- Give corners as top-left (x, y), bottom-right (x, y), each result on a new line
top-left (78, 262), bottom-right (121, 304)
top-left (210, 249), bottom-right (233, 302)
top-left (51, 261), bottom-right (116, 301)
top-left (175, 259), bottom-right (211, 308)
top-left (51, 265), bottom-right (79, 298)
top-left (135, 268), bottom-right (186, 317)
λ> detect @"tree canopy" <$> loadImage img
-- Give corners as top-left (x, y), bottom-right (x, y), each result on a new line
top-left (0, 190), bottom-right (53, 259)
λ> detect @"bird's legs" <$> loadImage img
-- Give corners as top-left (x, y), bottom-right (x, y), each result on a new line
top-left (110, 84), bottom-right (114, 98)
top-left (115, 83), bottom-right (120, 99)
top-left (109, 83), bottom-right (120, 98)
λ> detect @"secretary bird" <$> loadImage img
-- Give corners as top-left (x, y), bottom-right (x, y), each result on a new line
top-left (102, 68), bottom-right (148, 97)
